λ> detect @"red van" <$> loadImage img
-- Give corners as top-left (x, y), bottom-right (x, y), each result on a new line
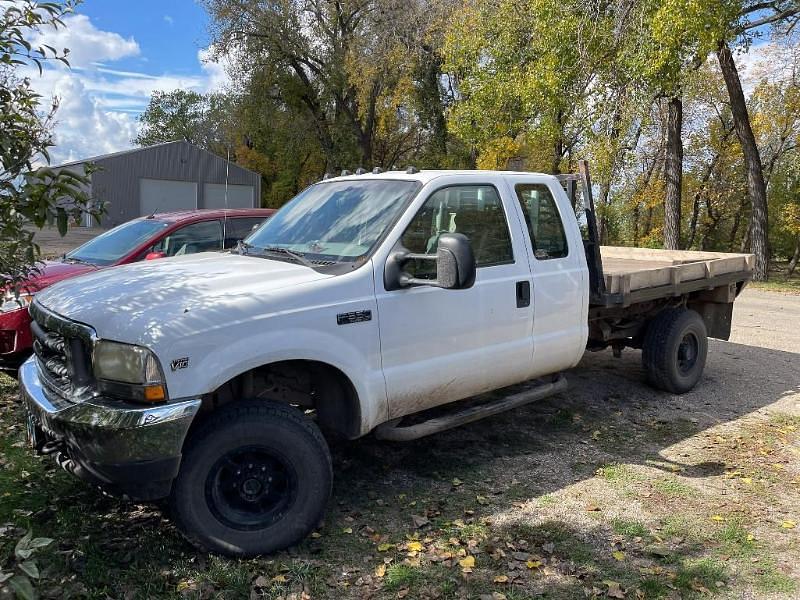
top-left (0, 208), bottom-right (275, 367)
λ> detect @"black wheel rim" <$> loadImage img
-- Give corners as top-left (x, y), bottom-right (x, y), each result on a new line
top-left (205, 446), bottom-right (297, 531)
top-left (677, 332), bottom-right (699, 375)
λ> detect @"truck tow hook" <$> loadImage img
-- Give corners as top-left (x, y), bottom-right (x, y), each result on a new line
top-left (40, 440), bottom-right (65, 456)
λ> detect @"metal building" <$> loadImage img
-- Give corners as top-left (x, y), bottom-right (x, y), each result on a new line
top-left (56, 141), bottom-right (262, 228)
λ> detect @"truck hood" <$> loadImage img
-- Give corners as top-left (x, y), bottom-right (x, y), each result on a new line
top-left (35, 252), bottom-right (332, 342)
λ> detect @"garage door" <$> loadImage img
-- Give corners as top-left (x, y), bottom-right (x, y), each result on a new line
top-left (204, 183), bottom-right (255, 209)
top-left (140, 179), bottom-right (197, 216)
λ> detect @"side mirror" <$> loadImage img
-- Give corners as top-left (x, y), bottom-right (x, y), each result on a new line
top-left (145, 251), bottom-right (166, 261)
top-left (385, 233), bottom-right (476, 291)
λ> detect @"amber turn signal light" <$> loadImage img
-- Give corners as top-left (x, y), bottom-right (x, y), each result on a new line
top-left (143, 385), bottom-right (166, 402)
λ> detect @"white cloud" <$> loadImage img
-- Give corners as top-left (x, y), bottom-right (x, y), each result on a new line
top-left (22, 16), bottom-right (227, 164)
top-left (198, 45), bottom-right (234, 93)
top-left (29, 14), bottom-right (140, 68)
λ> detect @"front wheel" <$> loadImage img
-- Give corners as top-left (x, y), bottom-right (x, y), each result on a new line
top-left (169, 400), bottom-right (332, 557)
top-left (642, 308), bottom-right (708, 394)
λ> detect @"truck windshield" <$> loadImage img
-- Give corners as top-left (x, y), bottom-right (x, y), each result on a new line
top-left (65, 219), bottom-right (169, 266)
top-left (245, 179), bottom-right (420, 263)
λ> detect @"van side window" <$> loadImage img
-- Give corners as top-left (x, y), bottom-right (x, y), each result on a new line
top-left (401, 185), bottom-right (513, 278)
top-left (152, 220), bottom-right (223, 257)
top-left (515, 184), bottom-right (568, 260)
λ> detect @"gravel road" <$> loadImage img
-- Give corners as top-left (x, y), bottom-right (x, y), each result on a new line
top-left (730, 286), bottom-right (800, 353)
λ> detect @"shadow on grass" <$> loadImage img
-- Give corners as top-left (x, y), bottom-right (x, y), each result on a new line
top-left (1, 338), bottom-right (798, 598)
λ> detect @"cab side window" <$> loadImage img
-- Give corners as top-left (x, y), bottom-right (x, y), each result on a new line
top-left (401, 185), bottom-right (513, 279)
top-left (152, 220), bottom-right (223, 257)
top-left (515, 184), bottom-right (568, 260)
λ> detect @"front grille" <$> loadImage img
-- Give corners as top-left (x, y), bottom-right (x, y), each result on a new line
top-left (29, 301), bottom-right (95, 400)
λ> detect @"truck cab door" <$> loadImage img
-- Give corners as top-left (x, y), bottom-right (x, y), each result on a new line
top-left (502, 176), bottom-right (589, 376)
top-left (373, 177), bottom-right (535, 420)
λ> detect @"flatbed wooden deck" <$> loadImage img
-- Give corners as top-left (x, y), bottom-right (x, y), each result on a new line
top-left (596, 247), bottom-right (754, 304)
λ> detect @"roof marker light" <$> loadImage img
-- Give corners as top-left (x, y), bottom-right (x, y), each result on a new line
top-left (355, 167), bottom-right (366, 175)
top-left (405, 165), bottom-right (419, 174)
top-left (341, 169), bottom-right (352, 176)
top-left (322, 173), bottom-right (332, 180)
top-left (372, 167), bottom-right (383, 174)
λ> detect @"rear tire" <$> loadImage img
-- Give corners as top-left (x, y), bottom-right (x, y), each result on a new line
top-left (169, 400), bottom-right (332, 557)
top-left (642, 308), bottom-right (708, 394)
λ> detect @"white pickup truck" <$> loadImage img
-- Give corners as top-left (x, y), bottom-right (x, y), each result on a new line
top-left (20, 164), bottom-right (753, 556)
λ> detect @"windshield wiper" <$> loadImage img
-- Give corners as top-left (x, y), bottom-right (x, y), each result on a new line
top-left (261, 246), bottom-right (315, 268)
top-left (63, 255), bottom-right (97, 267)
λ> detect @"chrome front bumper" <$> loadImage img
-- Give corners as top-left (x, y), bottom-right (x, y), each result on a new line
top-left (19, 357), bottom-right (201, 499)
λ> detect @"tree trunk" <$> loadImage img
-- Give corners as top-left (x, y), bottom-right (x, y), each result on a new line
top-left (717, 42), bottom-right (769, 280)
top-left (787, 235), bottom-right (800, 277)
top-left (663, 95), bottom-right (683, 250)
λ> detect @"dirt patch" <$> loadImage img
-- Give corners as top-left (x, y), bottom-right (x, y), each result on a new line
top-left (0, 288), bottom-right (798, 599)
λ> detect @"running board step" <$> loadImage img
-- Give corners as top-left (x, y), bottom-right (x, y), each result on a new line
top-left (374, 374), bottom-right (568, 441)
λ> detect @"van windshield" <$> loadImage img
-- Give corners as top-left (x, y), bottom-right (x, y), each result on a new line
top-left (65, 219), bottom-right (168, 266)
top-left (245, 179), bottom-right (420, 263)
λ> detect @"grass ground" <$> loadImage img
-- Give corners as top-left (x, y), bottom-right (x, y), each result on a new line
top-left (749, 262), bottom-right (800, 294)
top-left (1, 354), bottom-right (798, 599)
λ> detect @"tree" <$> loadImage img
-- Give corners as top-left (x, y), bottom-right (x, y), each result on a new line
top-left (1, 1), bottom-right (98, 289)
top-left (664, 96), bottom-right (683, 249)
top-left (203, 0), bottom-right (451, 172)
top-left (134, 90), bottom-right (233, 155)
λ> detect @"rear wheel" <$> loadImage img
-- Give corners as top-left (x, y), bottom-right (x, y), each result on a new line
top-left (642, 308), bottom-right (708, 394)
top-left (170, 400), bottom-right (332, 557)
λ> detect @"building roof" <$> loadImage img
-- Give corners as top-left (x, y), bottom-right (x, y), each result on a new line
top-left (55, 140), bottom-right (182, 168)
top-left (54, 141), bottom-right (260, 178)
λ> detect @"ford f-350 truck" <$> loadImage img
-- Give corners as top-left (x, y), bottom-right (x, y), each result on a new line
top-left (20, 163), bottom-right (753, 556)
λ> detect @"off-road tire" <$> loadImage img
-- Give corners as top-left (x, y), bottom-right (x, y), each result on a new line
top-left (642, 308), bottom-right (708, 394)
top-left (169, 400), bottom-right (332, 557)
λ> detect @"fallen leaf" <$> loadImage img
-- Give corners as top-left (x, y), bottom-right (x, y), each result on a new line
top-left (741, 477), bottom-right (753, 485)
top-left (342, 527), bottom-right (353, 534)
top-left (586, 504), bottom-right (601, 512)
top-left (407, 541), bottom-right (424, 553)
top-left (526, 560), bottom-right (542, 569)
top-left (272, 575), bottom-right (287, 583)
top-left (377, 543), bottom-right (394, 552)
top-left (494, 575), bottom-right (509, 583)
top-left (604, 580), bottom-right (626, 598)
top-left (476, 495), bottom-right (489, 505)
top-left (375, 564), bottom-right (386, 578)
top-left (411, 515), bottom-right (430, 528)
top-left (459, 555), bottom-right (475, 569)
top-left (310, 532), bottom-right (322, 538)
top-left (710, 515), bottom-right (725, 522)
top-left (452, 478), bottom-right (464, 487)
top-left (612, 551), bottom-right (626, 561)
top-left (746, 534), bottom-right (755, 542)
top-left (781, 520), bottom-right (796, 529)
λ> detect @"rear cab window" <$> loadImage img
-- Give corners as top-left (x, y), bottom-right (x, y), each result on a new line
top-left (514, 184), bottom-right (569, 260)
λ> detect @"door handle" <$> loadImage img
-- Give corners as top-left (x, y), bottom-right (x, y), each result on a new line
top-left (516, 280), bottom-right (531, 308)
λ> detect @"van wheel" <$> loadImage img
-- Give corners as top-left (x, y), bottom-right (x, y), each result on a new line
top-left (642, 308), bottom-right (708, 394)
top-left (170, 400), bottom-right (332, 557)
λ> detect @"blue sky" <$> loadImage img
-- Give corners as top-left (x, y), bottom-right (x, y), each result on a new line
top-left (25, 0), bottom-right (229, 164)
top-left (77, 0), bottom-right (210, 83)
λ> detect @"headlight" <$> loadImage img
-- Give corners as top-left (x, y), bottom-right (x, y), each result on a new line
top-left (93, 340), bottom-right (166, 402)
top-left (0, 291), bottom-right (33, 313)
